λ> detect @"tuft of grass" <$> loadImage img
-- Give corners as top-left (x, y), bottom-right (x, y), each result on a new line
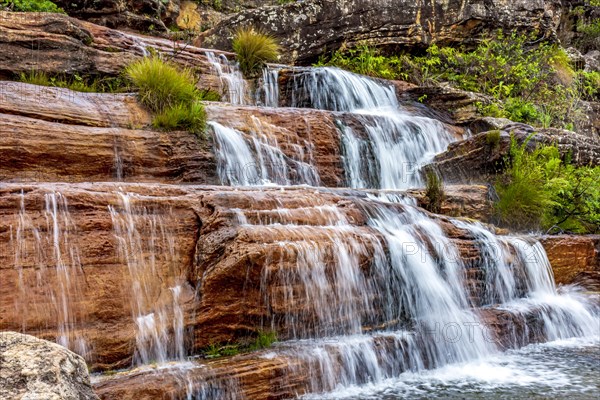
top-left (125, 56), bottom-right (207, 136)
top-left (19, 70), bottom-right (50, 86)
top-left (232, 27), bottom-right (280, 77)
top-left (248, 330), bottom-right (277, 351)
top-left (19, 71), bottom-right (129, 93)
top-left (485, 130), bottom-right (501, 149)
top-left (197, 89), bottom-right (222, 101)
top-left (424, 169), bottom-right (445, 214)
top-left (125, 56), bottom-right (198, 113)
top-left (152, 101), bottom-right (206, 136)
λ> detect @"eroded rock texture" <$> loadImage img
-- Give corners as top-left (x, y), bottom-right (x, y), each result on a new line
top-left (0, 182), bottom-right (593, 374)
top-left (428, 124), bottom-right (600, 184)
top-left (199, 0), bottom-right (562, 64)
top-left (0, 331), bottom-right (99, 400)
top-left (0, 10), bottom-right (229, 91)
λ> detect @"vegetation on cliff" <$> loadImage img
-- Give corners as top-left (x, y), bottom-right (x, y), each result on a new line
top-left (0, 0), bottom-right (63, 12)
top-left (317, 31), bottom-right (599, 130)
top-left (125, 56), bottom-right (207, 136)
top-left (232, 27), bottom-right (280, 76)
top-left (495, 136), bottom-right (600, 233)
top-left (19, 71), bottom-right (128, 93)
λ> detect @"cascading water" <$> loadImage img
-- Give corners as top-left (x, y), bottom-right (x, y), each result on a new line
top-left (256, 67), bottom-right (280, 107)
top-left (109, 191), bottom-right (189, 365)
top-left (205, 52), bottom-right (248, 105)
top-left (186, 65), bottom-right (599, 398)
top-left (288, 67), bottom-right (457, 189)
top-left (209, 120), bottom-right (320, 186)
top-left (217, 191), bottom-right (599, 398)
top-left (9, 190), bottom-right (91, 360)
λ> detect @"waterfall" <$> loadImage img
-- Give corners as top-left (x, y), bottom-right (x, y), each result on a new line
top-left (9, 190), bottom-right (91, 360)
top-left (209, 120), bottom-right (320, 186)
top-left (205, 52), bottom-right (248, 105)
top-left (109, 191), bottom-right (188, 365)
top-left (256, 67), bottom-right (280, 107)
top-left (290, 67), bottom-right (456, 189)
top-left (223, 191), bottom-right (598, 397)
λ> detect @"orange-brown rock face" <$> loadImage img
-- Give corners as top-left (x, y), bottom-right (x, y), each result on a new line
top-left (0, 182), bottom-right (495, 371)
top-left (0, 183), bottom-right (200, 370)
top-left (539, 235), bottom-right (600, 288)
top-left (0, 83), bottom-right (342, 186)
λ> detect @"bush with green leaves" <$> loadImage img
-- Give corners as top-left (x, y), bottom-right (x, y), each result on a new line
top-left (0, 0), bottom-right (63, 12)
top-left (318, 32), bottom-right (596, 129)
top-left (494, 135), bottom-right (600, 233)
top-left (232, 27), bottom-right (280, 76)
top-left (125, 56), bottom-right (207, 136)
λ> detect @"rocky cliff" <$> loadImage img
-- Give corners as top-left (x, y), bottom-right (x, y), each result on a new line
top-left (199, 0), bottom-right (563, 64)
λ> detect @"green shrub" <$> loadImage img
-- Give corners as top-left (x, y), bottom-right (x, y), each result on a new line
top-left (1, 0), bottom-right (63, 12)
top-left (423, 169), bottom-right (445, 214)
top-left (152, 102), bottom-right (206, 136)
top-left (504, 98), bottom-right (539, 125)
top-left (318, 32), bottom-right (592, 129)
top-left (577, 18), bottom-right (600, 52)
top-left (232, 27), bottom-right (280, 76)
top-left (125, 56), bottom-right (207, 135)
top-left (125, 56), bottom-right (198, 113)
top-left (494, 135), bottom-right (600, 233)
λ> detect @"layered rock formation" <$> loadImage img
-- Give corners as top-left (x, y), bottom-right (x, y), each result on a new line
top-left (199, 0), bottom-right (562, 64)
top-left (428, 124), bottom-right (600, 184)
top-left (0, 10), bottom-right (228, 92)
top-left (0, 182), bottom-right (594, 374)
top-left (0, 331), bottom-right (99, 400)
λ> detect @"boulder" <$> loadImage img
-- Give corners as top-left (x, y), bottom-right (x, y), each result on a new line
top-left (199, 0), bottom-right (562, 64)
top-left (0, 331), bottom-right (99, 400)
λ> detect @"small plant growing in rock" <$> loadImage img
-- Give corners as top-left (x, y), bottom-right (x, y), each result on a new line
top-left (19, 70), bottom-right (50, 86)
top-left (152, 101), bottom-right (206, 135)
top-left (125, 56), bottom-right (207, 137)
top-left (232, 27), bottom-right (280, 77)
top-left (494, 135), bottom-right (600, 233)
top-left (19, 70), bottom-right (129, 93)
top-left (485, 130), bottom-right (501, 150)
top-left (424, 169), bottom-right (445, 214)
top-left (248, 330), bottom-right (277, 351)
